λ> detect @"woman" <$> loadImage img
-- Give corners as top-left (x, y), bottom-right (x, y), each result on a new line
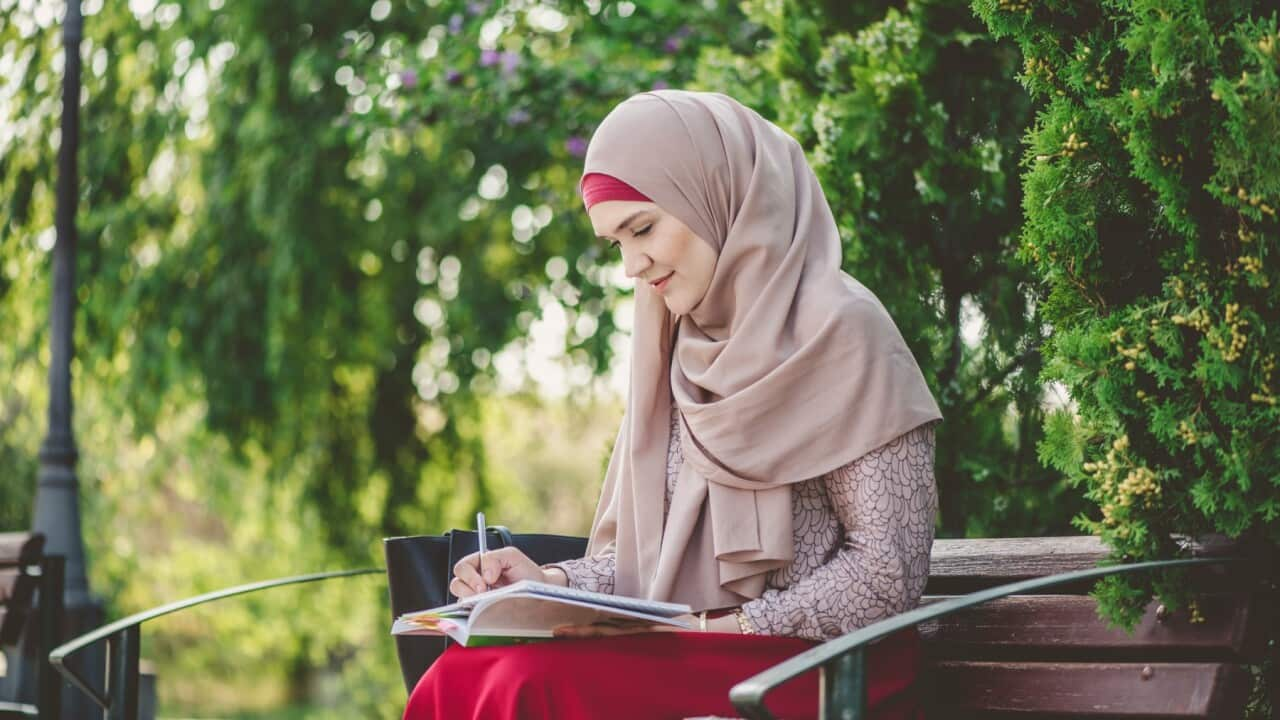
top-left (403, 89), bottom-right (942, 720)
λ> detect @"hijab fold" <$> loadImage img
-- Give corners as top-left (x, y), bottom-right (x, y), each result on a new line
top-left (581, 90), bottom-right (942, 610)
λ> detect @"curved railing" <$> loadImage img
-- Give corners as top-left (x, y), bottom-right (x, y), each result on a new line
top-left (728, 556), bottom-right (1242, 720)
top-left (48, 568), bottom-right (382, 720)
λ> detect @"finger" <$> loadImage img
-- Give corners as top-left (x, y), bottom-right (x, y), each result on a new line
top-left (483, 547), bottom-right (529, 585)
top-left (452, 556), bottom-right (488, 594)
top-left (452, 552), bottom-right (479, 578)
top-left (475, 549), bottom-right (504, 586)
top-left (449, 577), bottom-right (475, 598)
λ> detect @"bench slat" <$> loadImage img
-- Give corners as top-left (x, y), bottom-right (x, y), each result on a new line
top-left (931, 536), bottom-right (1109, 572)
top-left (919, 593), bottom-right (1264, 662)
top-left (927, 537), bottom-right (1108, 593)
top-left (0, 568), bottom-right (19, 603)
top-left (930, 660), bottom-right (1250, 718)
top-left (925, 537), bottom-right (1247, 594)
top-left (0, 533), bottom-right (42, 567)
top-left (0, 535), bottom-right (42, 646)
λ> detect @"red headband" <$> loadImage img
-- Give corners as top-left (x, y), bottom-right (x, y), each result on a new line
top-left (579, 172), bottom-right (652, 210)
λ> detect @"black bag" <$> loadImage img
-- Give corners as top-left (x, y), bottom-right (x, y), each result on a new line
top-left (383, 528), bottom-right (588, 693)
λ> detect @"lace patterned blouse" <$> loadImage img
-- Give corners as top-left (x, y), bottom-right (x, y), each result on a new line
top-left (546, 404), bottom-right (939, 642)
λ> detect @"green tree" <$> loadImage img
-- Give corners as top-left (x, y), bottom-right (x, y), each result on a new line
top-left (974, 0), bottom-right (1279, 632)
top-left (697, 0), bottom-right (1084, 536)
top-left (1, 0), bottom-right (755, 714)
top-left (1, 0), bottom-right (748, 551)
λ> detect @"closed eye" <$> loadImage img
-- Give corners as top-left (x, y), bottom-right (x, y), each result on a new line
top-left (605, 224), bottom-right (651, 251)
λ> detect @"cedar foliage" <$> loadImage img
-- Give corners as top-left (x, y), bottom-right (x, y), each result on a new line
top-left (974, 0), bottom-right (1280, 628)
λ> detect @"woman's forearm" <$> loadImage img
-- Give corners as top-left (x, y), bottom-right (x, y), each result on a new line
top-left (540, 553), bottom-right (616, 593)
top-left (706, 612), bottom-right (741, 633)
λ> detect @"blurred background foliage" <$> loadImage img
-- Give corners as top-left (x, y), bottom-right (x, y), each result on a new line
top-left (3, 0), bottom-right (1268, 717)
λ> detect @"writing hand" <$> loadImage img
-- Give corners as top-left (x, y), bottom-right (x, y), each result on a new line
top-left (450, 546), bottom-right (546, 598)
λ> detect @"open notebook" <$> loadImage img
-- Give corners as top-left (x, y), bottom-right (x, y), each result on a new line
top-left (391, 579), bottom-right (692, 647)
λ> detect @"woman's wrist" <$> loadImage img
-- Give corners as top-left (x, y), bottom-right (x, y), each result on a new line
top-left (705, 613), bottom-right (741, 633)
top-left (541, 565), bottom-right (569, 587)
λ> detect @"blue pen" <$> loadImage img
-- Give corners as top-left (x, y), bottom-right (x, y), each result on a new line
top-left (476, 511), bottom-right (488, 592)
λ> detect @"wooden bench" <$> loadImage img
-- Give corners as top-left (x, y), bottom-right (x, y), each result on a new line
top-left (46, 534), bottom-right (1271, 719)
top-left (0, 533), bottom-right (63, 720)
top-left (732, 536), bottom-right (1272, 719)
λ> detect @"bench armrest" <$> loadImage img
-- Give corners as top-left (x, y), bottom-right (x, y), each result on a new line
top-left (728, 556), bottom-right (1241, 720)
top-left (48, 568), bottom-right (382, 719)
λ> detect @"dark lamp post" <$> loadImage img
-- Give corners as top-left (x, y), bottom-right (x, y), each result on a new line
top-left (28, 1), bottom-right (105, 716)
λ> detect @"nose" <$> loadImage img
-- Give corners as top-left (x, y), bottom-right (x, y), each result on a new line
top-left (621, 246), bottom-right (652, 280)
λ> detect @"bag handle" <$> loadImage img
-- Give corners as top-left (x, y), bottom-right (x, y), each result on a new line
top-left (491, 525), bottom-right (514, 548)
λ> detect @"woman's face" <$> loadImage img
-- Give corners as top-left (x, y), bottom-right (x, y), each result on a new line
top-left (588, 200), bottom-right (717, 316)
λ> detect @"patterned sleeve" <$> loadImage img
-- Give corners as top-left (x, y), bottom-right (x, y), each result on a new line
top-left (740, 422), bottom-right (938, 641)
top-left (541, 553), bottom-right (617, 594)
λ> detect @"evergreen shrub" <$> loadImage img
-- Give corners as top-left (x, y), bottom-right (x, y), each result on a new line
top-left (975, 0), bottom-right (1279, 628)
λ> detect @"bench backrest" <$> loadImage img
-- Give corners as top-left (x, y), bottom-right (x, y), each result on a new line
top-left (919, 536), bottom-right (1268, 719)
top-left (0, 533), bottom-right (45, 647)
top-left (0, 532), bottom-right (63, 720)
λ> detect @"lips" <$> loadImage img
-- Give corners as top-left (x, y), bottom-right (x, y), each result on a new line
top-left (650, 272), bottom-right (674, 291)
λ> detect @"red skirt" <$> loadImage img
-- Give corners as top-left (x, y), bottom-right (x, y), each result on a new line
top-left (402, 628), bottom-right (922, 720)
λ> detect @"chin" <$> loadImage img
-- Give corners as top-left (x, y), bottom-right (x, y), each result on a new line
top-left (664, 297), bottom-right (691, 316)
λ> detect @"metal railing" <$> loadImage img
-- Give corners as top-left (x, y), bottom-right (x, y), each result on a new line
top-left (48, 568), bottom-right (382, 720)
top-left (728, 556), bottom-right (1242, 720)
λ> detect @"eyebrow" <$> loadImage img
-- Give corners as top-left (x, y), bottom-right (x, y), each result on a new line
top-left (595, 210), bottom-right (652, 239)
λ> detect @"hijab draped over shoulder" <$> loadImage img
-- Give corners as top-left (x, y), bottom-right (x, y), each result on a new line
top-left (580, 89), bottom-right (942, 610)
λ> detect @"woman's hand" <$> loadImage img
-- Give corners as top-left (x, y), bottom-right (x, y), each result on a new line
top-left (552, 611), bottom-right (745, 637)
top-left (450, 546), bottom-right (549, 598)
top-left (552, 613), bottom-right (700, 639)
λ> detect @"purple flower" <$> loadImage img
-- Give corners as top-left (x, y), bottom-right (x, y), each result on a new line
top-left (398, 70), bottom-right (419, 89)
top-left (506, 108), bottom-right (531, 126)
top-left (565, 136), bottom-right (588, 157)
top-left (663, 36), bottom-right (682, 53)
top-left (448, 13), bottom-right (463, 34)
top-left (443, 68), bottom-right (463, 85)
top-left (466, 1), bottom-right (489, 16)
top-left (499, 50), bottom-right (520, 76)
top-left (651, 80), bottom-right (669, 90)
top-left (479, 49), bottom-right (500, 67)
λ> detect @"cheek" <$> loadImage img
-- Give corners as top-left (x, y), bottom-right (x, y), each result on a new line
top-left (685, 241), bottom-right (717, 291)
top-left (671, 232), bottom-right (711, 277)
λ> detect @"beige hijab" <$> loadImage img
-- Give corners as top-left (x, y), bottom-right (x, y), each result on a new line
top-left (581, 90), bottom-right (942, 611)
